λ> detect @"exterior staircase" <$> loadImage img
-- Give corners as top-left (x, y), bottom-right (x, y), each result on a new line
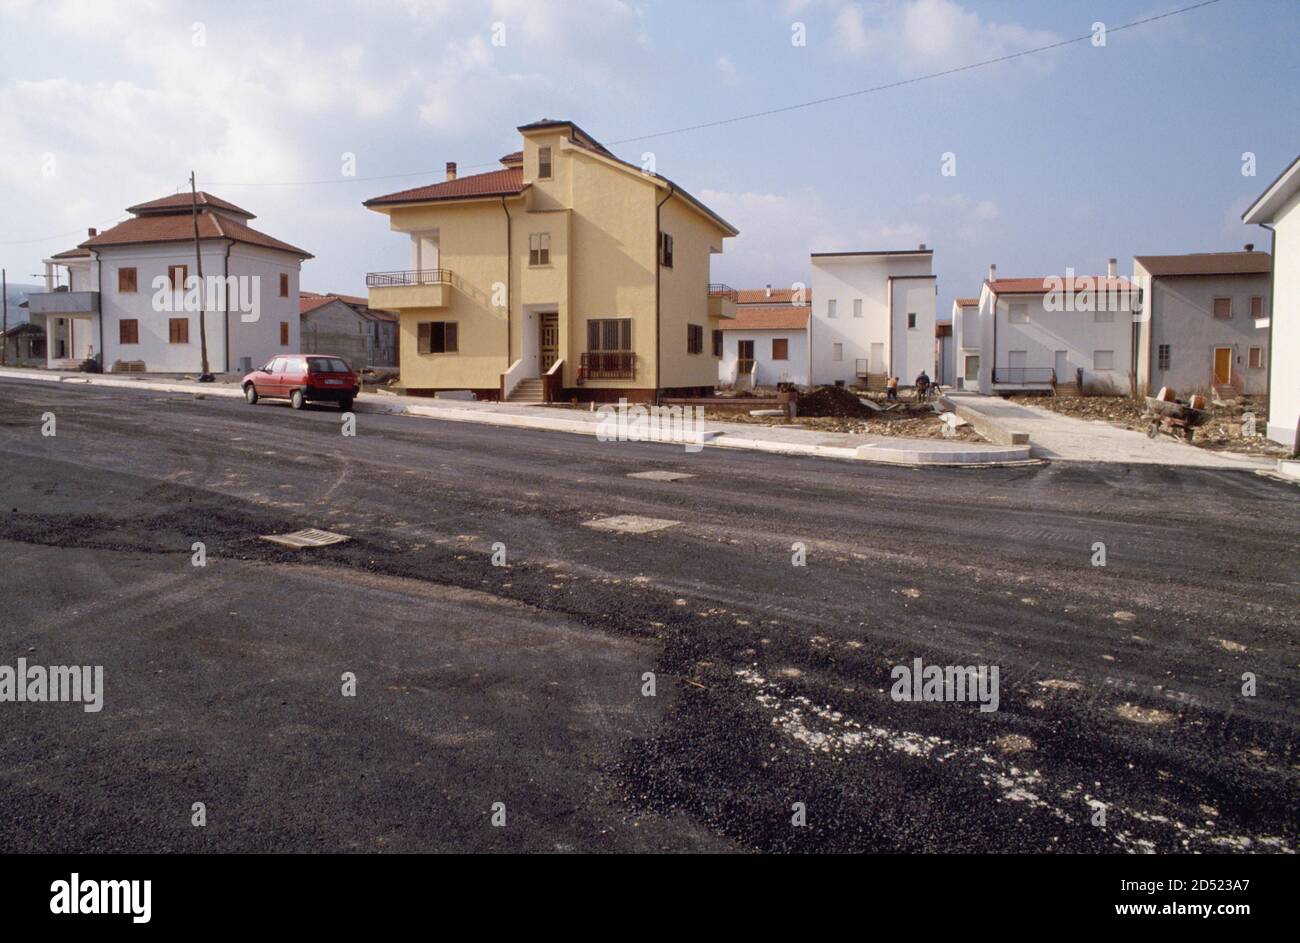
top-left (506, 377), bottom-right (545, 404)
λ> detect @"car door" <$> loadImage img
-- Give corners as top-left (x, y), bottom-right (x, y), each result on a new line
top-left (258, 358), bottom-right (282, 396)
top-left (284, 357), bottom-right (307, 397)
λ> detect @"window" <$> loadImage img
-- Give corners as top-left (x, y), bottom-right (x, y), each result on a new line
top-left (119, 319), bottom-right (139, 344)
top-left (528, 233), bottom-right (551, 266)
top-left (1249, 346), bottom-right (1264, 369)
top-left (852, 299), bottom-right (862, 318)
top-left (117, 267), bottom-right (137, 293)
top-left (1157, 344), bottom-right (1171, 370)
top-left (1212, 297), bottom-right (1232, 319)
top-left (417, 321), bottom-right (459, 354)
top-left (832, 342), bottom-right (843, 362)
top-left (168, 264), bottom-right (187, 291)
top-left (712, 329), bottom-right (723, 357)
top-left (772, 338), bottom-right (789, 361)
top-left (587, 318), bottom-right (632, 352)
top-left (687, 323), bottom-right (703, 354)
top-left (538, 146), bottom-right (552, 179)
top-left (279, 273), bottom-right (289, 297)
top-left (1094, 350), bottom-right (1115, 370)
top-left (280, 321), bottom-right (290, 346)
top-left (168, 317), bottom-right (189, 344)
top-left (827, 299), bottom-right (837, 318)
top-left (1009, 302), bottom-right (1028, 323)
top-left (964, 354), bottom-right (980, 381)
top-left (1251, 296), bottom-right (1265, 319)
top-left (658, 232), bottom-right (673, 268)
top-left (907, 312), bottom-right (917, 329)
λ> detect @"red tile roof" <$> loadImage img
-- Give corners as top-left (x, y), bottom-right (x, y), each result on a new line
top-left (1134, 252), bottom-right (1271, 277)
top-left (719, 307), bottom-right (810, 331)
top-left (736, 287), bottom-right (811, 306)
top-left (954, 297), bottom-right (979, 307)
top-left (499, 151), bottom-right (523, 164)
top-left (365, 168), bottom-right (525, 207)
top-left (50, 246), bottom-right (91, 259)
top-left (81, 212), bottom-right (312, 258)
top-left (988, 276), bottom-right (1133, 295)
top-left (935, 322), bottom-right (952, 336)
top-left (126, 191), bottom-right (255, 218)
top-left (299, 292), bottom-right (396, 321)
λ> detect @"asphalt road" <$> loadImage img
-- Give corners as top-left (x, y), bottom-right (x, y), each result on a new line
top-left (0, 379), bottom-right (1296, 853)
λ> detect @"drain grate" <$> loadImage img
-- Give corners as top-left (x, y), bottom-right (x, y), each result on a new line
top-left (260, 528), bottom-right (352, 549)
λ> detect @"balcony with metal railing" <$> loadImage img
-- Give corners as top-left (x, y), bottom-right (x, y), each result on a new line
top-left (365, 269), bottom-right (455, 309)
top-left (708, 283), bottom-right (737, 319)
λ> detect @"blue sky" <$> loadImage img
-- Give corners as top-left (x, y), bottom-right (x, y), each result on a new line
top-left (1, 0), bottom-right (1297, 318)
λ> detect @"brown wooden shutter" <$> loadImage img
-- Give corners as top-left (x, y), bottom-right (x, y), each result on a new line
top-left (418, 322), bottom-right (432, 354)
top-left (444, 321), bottom-right (458, 353)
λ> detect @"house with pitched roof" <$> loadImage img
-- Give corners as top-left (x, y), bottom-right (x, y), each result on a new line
top-left (25, 192), bottom-right (312, 373)
top-left (1243, 154), bottom-right (1300, 451)
top-left (964, 261), bottom-right (1138, 395)
top-left (718, 290), bottom-right (810, 388)
top-left (300, 291), bottom-right (398, 367)
top-left (362, 118), bottom-right (738, 402)
top-left (1132, 250), bottom-right (1272, 398)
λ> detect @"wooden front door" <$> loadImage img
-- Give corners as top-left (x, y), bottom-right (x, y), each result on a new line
top-left (539, 313), bottom-right (559, 373)
top-left (737, 339), bottom-right (755, 376)
top-left (1213, 347), bottom-right (1232, 383)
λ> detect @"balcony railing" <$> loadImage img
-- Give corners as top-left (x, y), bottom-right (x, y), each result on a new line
top-left (708, 283), bottom-right (738, 302)
top-left (580, 351), bottom-right (636, 380)
top-left (993, 367), bottom-right (1056, 385)
top-left (366, 269), bottom-right (454, 287)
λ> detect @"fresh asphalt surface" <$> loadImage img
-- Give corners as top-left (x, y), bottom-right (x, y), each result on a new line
top-left (0, 379), bottom-right (1296, 853)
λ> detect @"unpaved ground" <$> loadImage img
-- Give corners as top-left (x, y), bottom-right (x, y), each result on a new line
top-left (712, 385), bottom-right (983, 441)
top-left (1008, 394), bottom-right (1290, 457)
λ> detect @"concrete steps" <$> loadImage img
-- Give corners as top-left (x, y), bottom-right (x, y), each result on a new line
top-left (507, 378), bottom-right (545, 403)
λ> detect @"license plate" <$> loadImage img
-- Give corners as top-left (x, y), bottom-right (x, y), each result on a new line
top-left (325, 379), bottom-right (342, 385)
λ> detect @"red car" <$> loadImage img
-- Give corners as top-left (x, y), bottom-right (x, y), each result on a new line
top-left (242, 355), bottom-right (359, 411)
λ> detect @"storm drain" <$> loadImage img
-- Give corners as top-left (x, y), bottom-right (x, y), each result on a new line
top-left (583, 515), bottom-right (680, 535)
top-left (626, 470), bottom-right (695, 482)
top-left (260, 528), bottom-right (352, 549)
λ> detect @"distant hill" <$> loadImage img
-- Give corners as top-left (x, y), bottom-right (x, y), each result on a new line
top-left (2, 282), bottom-right (42, 326)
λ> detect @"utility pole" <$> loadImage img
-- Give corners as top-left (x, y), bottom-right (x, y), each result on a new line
top-left (190, 172), bottom-right (214, 382)
top-left (2, 268), bottom-right (8, 366)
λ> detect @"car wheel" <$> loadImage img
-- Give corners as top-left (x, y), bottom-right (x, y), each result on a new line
top-left (290, 389), bottom-right (305, 410)
top-left (339, 397), bottom-right (354, 413)
top-left (244, 383), bottom-right (258, 405)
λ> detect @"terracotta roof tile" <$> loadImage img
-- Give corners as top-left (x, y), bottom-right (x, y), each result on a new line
top-left (126, 191), bottom-right (255, 218)
top-left (81, 213), bottom-right (312, 258)
top-left (735, 287), bottom-right (811, 306)
top-left (50, 246), bottom-right (92, 259)
top-left (954, 297), bottom-right (979, 307)
top-left (365, 168), bottom-right (524, 206)
top-left (719, 307), bottom-right (810, 331)
top-left (1134, 251), bottom-right (1271, 277)
top-left (989, 276), bottom-right (1133, 295)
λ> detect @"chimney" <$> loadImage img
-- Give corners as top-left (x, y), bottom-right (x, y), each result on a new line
top-left (987, 263), bottom-right (997, 282)
top-left (87, 227), bottom-right (97, 237)
top-left (765, 283), bottom-right (772, 297)
top-left (919, 243), bottom-right (927, 251)
top-left (445, 161), bottom-right (457, 181)
top-left (1107, 258), bottom-right (1117, 278)
top-left (1244, 243), bottom-right (1255, 252)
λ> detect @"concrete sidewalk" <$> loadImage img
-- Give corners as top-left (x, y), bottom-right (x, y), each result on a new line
top-left (947, 392), bottom-right (1273, 470)
top-left (0, 367), bottom-right (1031, 466)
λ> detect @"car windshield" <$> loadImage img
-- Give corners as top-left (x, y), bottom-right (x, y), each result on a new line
top-left (307, 358), bottom-right (350, 373)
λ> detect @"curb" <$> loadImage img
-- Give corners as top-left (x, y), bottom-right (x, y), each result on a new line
top-left (0, 369), bottom-right (1033, 467)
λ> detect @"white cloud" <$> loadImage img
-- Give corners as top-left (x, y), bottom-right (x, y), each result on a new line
top-left (716, 55), bottom-right (739, 86)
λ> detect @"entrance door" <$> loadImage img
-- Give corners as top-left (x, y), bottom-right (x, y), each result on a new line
top-left (737, 339), bottom-right (755, 378)
top-left (1213, 347), bottom-right (1232, 384)
top-left (539, 313), bottom-right (559, 374)
top-left (869, 342), bottom-right (885, 374)
top-left (1054, 350), bottom-right (1068, 382)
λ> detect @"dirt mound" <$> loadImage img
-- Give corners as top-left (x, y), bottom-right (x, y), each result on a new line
top-left (797, 385), bottom-right (875, 418)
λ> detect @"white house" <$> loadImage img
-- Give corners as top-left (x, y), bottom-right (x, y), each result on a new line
top-left (964, 262), bottom-right (1137, 395)
top-left (26, 191), bottom-right (312, 374)
top-left (718, 305), bottom-right (809, 388)
top-left (1132, 250), bottom-right (1272, 398)
top-left (1243, 154), bottom-right (1300, 451)
top-left (809, 248), bottom-right (936, 387)
top-left (950, 296), bottom-right (980, 390)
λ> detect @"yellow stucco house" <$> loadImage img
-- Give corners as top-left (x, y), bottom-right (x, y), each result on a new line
top-left (363, 119), bottom-right (738, 402)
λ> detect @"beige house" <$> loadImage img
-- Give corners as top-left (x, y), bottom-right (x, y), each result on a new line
top-left (363, 119), bottom-right (738, 402)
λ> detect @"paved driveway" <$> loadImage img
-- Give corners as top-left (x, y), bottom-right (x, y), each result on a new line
top-left (949, 394), bottom-right (1273, 468)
